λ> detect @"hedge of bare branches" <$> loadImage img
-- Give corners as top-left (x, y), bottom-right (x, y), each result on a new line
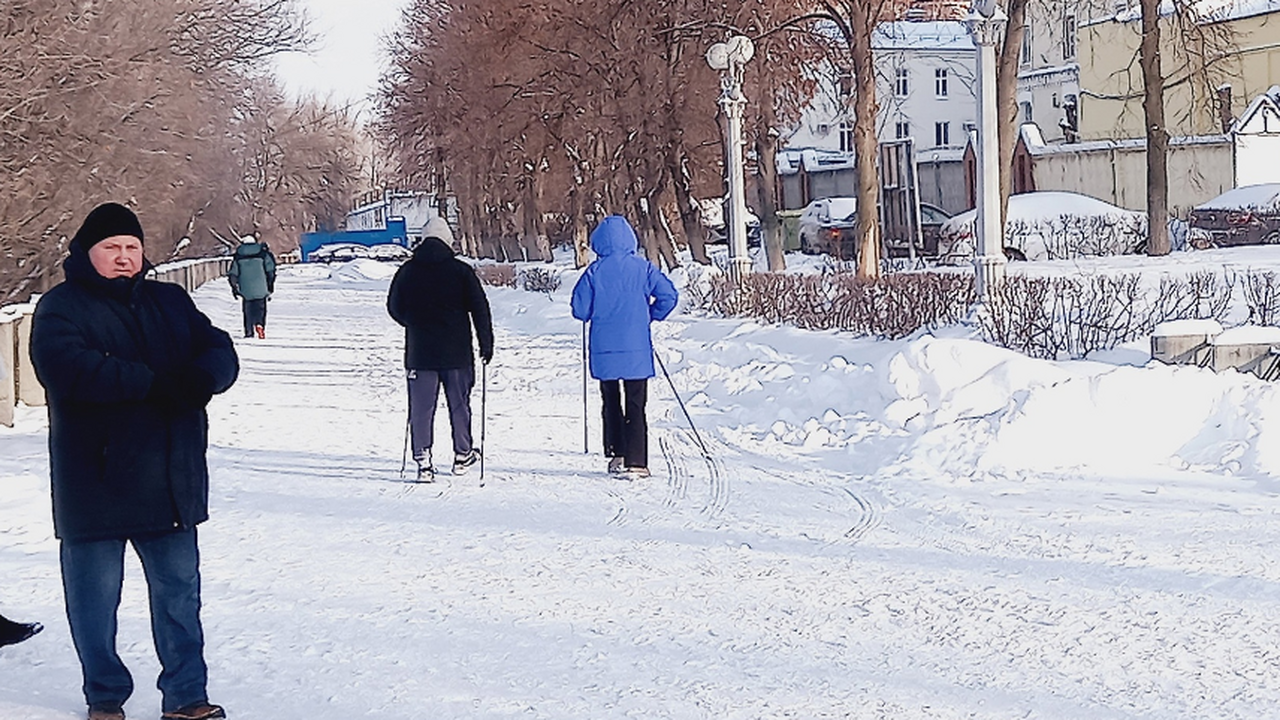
top-left (690, 267), bottom-right (1280, 360)
top-left (978, 271), bottom-right (1235, 359)
top-left (690, 270), bottom-right (975, 339)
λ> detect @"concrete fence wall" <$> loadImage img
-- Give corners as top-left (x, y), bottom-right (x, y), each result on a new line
top-left (0, 257), bottom-right (230, 427)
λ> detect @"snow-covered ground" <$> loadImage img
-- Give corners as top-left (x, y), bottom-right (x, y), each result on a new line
top-left (4, 249), bottom-right (1280, 719)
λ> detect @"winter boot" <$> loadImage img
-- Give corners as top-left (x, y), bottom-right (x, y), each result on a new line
top-left (452, 449), bottom-right (480, 475)
top-left (0, 614), bottom-right (41, 647)
top-left (254, 324), bottom-right (265, 339)
top-left (415, 461), bottom-right (436, 483)
top-left (160, 702), bottom-right (225, 720)
top-left (607, 457), bottom-right (626, 474)
top-left (86, 704), bottom-right (124, 720)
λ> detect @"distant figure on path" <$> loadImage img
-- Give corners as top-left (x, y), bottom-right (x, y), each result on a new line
top-left (227, 233), bottom-right (276, 339)
top-left (30, 202), bottom-right (239, 720)
top-left (571, 215), bottom-right (678, 478)
top-left (387, 217), bottom-right (494, 481)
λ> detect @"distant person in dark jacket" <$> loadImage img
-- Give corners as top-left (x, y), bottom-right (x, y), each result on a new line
top-left (571, 215), bottom-right (678, 478)
top-left (387, 217), bottom-right (494, 481)
top-left (227, 233), bottom-right (276, 339)
top-left (29, 202), bottom-right (238, 720)
top-left (0, 611), bottom-right (41, 648)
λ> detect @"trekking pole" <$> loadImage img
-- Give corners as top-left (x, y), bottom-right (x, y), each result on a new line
top-left (653, 349), bottom-right (711, 459)
top-left (479, 359), bottom-right (487, 485)
top-left (582, 322), bottom-right (589, 454)
top-left (400, 403), bottom-right (411, 481)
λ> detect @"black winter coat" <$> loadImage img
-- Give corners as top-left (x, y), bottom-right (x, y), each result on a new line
top-left (30, 250), bottom-right (239, 543)
top-left (386, 238), bottom-right (494, 370)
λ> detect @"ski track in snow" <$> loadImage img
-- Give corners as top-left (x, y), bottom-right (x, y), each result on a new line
top-left (3, 260), bottom-right (1280, 719)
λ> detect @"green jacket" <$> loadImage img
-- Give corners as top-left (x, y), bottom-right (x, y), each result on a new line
top-left (228, 242), bottom-right (277, 301)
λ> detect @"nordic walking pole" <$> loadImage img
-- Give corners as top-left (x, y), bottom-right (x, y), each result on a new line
top-left (654, 349), bottom-right (711, 459)
top-left (400, 401), bottom-right (411, 481)
top-left (479, 359), bottom-right (487, 486)
top-left (582, 322), bottom-right (589, 454)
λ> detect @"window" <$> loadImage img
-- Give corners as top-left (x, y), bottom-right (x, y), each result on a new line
top-left (1021, 101), bottom-right (1034, 123)
top-left (1062, 13), bottom-right (1077, 59)
top-left (935, 121), bottom-right (950, 147)
top-left (1021, 22), bottom-right (1034, 65)
top-left (895, 68), bottom-right (909, 97)
top-left (935, 68), bottom-right (949, 98)
top-left (839, 121), bottom-right (854, 153)
top-left (895, 120), bottom-right (910, 139)
top-left (838, 68), bottom-right (854, 100)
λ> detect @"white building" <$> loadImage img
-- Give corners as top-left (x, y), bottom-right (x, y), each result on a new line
top-left (345, 190), bottom-right (448, 247)
top-left (786, 21), bottom-right (978, 155)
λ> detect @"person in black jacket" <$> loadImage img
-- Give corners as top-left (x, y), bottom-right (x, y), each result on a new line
top-left (387, 217), bottom-right (494, 481)
top-left (29, 202), bottom-right (238, 720)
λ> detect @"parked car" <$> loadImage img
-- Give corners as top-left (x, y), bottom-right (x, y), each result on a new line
top-left (798, 196), bottom-right (859, 258)
top-left (700, 197), bottom-right (762, 247)
top-left (937, 191), bottom-right (1147, 263)
top-left (1188, 183), bottom-right (1280, 248)
top-left (883, 202), bottom-right (953, 258)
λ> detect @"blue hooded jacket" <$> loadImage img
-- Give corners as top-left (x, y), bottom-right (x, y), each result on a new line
top-left (571, 216), bottom-right (678, 380)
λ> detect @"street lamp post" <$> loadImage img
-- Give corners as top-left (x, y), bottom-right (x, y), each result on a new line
top-left (707, 35), bottom-right (755, 284)
top-left (966, 0), bottom-right (1007, 302)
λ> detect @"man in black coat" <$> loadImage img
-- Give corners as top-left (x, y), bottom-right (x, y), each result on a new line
top-left (29, 202), bottom-right (238, 720)
top-left (387, 217), bottom-right (494, 481)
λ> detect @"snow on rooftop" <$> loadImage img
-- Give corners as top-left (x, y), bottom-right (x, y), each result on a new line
top-left (1153, 318), bottom-right (1225, 337)
top-left (873, 21), bottom-right (974, 51)
top-left (1113, 0), bottom-right (1280, 22)
top-left (1213, 324), bottom-right (1280, 345)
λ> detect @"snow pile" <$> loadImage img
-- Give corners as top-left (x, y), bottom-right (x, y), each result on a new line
top-left (329, 258), bottom-right (398, 283)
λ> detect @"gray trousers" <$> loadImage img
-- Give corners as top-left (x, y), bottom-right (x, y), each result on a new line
top-left (408, 367), bottom-right (474, 462)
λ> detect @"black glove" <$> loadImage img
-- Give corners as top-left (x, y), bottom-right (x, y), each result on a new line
top-left (481, 348), bottom-right (493, 365)
top-left (147, 366), bottom-right (215, 410)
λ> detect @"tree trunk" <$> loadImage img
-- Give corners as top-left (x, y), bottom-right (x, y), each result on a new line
top-left (754, 74), bottom-right (786, 272)
top-left (850, 1), bottom-right (882, 280)
top-left (667, 147), bottom-right (711, 265)
top-left (1140, 0), bottom-right (1170, 256)
top-left (997, 0), bottom-right (1029, 225)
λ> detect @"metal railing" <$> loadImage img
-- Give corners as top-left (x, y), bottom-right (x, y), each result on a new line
top-left (0, 257), bottom-right (230, 427)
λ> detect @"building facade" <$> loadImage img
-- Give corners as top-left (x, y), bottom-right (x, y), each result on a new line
top-left (1078, 0), bottom-right (1280, 140)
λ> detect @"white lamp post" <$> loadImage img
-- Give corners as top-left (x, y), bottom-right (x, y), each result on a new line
top-left (966, 0), bottom-right (1007, 301)
top-left (707, 35), bottom-right (755, 283)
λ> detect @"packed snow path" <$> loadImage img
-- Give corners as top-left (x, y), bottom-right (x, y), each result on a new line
top-left (3, 259), bottom-right (1280, 719)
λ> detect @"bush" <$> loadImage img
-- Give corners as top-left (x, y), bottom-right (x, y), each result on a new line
top-left (475, 264), bottom-right (517, 288)
top-left (519, 267), bottom-right (562, 294)
top-left (690, 270), bottom-right (975, 340)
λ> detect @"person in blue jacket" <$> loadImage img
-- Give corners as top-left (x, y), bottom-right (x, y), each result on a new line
top-left (571, 215), bottom-right (678, 477)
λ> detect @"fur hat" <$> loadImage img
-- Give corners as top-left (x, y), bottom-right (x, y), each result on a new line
top-left (423, 216), bottom-right (455, 245)
top-left (239, 234), bottom-right (257, 244)
top-left (71, 202), bottom-right (144, 253)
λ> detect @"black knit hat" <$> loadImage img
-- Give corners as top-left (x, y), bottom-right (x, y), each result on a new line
top-left (70, 202), bottom-right (144, 253)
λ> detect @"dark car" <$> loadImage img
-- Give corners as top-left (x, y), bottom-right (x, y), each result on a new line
top-left (883, 202), bottom-right (953, 258)
top-left (1189, 183), bottom-right (1280, 248)
top-left (797, 197), bottom-right (859, 258)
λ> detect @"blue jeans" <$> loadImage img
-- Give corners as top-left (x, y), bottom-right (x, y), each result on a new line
top-left (60, 528), bottom-right (209, 713)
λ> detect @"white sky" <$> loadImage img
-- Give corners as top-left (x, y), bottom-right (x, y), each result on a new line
top-left (272, 0), bottom-right (412, 119)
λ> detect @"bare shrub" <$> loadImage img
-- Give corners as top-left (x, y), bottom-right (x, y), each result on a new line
top-left (980, 270), bottom-right (1234, 360)
top-left (692, 270), bottom-right (974, 339)
top-left (1243, 271), bottom-right (1280, 326)
top-left (475, 264), bottom-right (517, 288)
top-left (519, 267), bottom-right (562, 295)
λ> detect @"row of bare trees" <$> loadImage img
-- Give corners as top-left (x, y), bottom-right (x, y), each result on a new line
top-left (1, 0), bottom-right (363, 303)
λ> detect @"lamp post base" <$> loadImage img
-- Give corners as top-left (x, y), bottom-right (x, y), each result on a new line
top-left (728, 255), bottom-right (751, 284)
top-left (973, 254), bottom-right (1006, 301)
